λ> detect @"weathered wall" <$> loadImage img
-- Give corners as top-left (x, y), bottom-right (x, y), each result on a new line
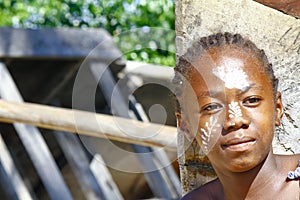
top-left (175, 0), bottom-right (300, 195)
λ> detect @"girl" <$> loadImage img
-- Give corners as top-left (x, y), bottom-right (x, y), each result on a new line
top-left (174, 33), bottom-right (300, 199)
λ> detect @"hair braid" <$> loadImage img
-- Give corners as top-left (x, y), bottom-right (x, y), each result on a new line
top-left (173, 32), bottom-right (278, 96)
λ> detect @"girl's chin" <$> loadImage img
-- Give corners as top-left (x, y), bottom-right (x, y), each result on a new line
top-left (210, 154), bottom-right (263, 173)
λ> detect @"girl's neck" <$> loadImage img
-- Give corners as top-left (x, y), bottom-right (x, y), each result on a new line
top-left (216, 152), bottom-right (280, 200)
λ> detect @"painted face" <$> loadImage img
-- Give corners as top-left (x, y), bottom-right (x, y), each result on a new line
top-left (179, 45), bottom-right (283, 172)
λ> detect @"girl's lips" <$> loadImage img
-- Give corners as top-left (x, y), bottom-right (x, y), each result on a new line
top-left (222, 137), bottom-right (256, 151)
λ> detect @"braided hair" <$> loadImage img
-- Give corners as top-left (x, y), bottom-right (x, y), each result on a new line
top-left (173, 33), bottom-right (278, 98)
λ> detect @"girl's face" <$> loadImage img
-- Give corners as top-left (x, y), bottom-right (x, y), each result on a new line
top-left (178, 45), bottom-right (283, 173)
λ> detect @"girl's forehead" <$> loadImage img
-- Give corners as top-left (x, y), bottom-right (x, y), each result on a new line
top-left (187, 46), bottom-right (271, 92)
top-left (212, 57), bottom-right (249, 90)
top-left (191, 46), bottom-right (265, 77)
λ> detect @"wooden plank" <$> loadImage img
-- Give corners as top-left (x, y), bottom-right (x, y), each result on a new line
top-left (89, 62), bottom-right (180, 199)
top-left (0, 28), bottom-right (122, 60)
top-left (90, 154), bottom-right (124, 200)
top-left (0, 99), bottom-right (177, 151)
top-left (254, 0), bottom-right (300, 18)
top-left (54, 130), bottom-right (105, 200)
top-left (0, 63), bottom-right (73, 200)
top-left (0, 134), bottom-right (33, 200)
top-left (0, 161), bottom-right (19, 200)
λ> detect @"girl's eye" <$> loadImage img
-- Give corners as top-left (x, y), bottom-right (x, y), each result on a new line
top-left (243, 97), bottom-right (261, 106)
top-left (202, 103), bottom-right (223, 113)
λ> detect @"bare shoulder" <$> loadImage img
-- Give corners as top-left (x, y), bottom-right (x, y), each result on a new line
top-left (181, 178), bottom-right (224, 200)
top-left (274, 153), bottom-right (300, 198)
top-left (275, 153), bottom-right (300, 170)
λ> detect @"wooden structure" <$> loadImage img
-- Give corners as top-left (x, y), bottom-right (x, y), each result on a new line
top-left (0, 28), bottom-right (181, 199)
top-left (254, 0), bottom-right (300, 18)
top-left (2, 1), bottom-right (298, 198)
top-left (175, 0), bottom-right (300, 195)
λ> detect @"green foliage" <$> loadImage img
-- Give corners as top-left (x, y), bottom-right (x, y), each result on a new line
top-left (0, 0), bottom-right (175, 66)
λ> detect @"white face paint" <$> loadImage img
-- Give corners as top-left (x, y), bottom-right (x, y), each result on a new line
top-left (200, 116), bottom-right (221, 154)
top-left (228, 101), bottom-right (242, 119)
top-left (212, 57), bottom-right (250, 90)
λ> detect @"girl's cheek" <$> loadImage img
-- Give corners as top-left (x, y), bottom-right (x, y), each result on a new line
top-left (197, 116), bottom-right (223, 155)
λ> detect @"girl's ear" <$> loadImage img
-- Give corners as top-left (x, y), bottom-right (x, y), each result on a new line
top-left (175, 112), bottom-right (195, 141)
top-left (275, 92), bottom-right (284, 126)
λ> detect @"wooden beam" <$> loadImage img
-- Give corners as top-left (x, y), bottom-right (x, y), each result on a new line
top-left (0, 28), bottom-right (122, 60)
top-left (254, 0), bottom-right (300, 18)
top-left (0, 99), bottom-right (177, 151)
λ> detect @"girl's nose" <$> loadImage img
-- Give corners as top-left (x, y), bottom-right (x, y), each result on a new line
top-left (223, 103), bottom-right (250, 132)
top-left (223, 116), bottom-right (250, 131)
